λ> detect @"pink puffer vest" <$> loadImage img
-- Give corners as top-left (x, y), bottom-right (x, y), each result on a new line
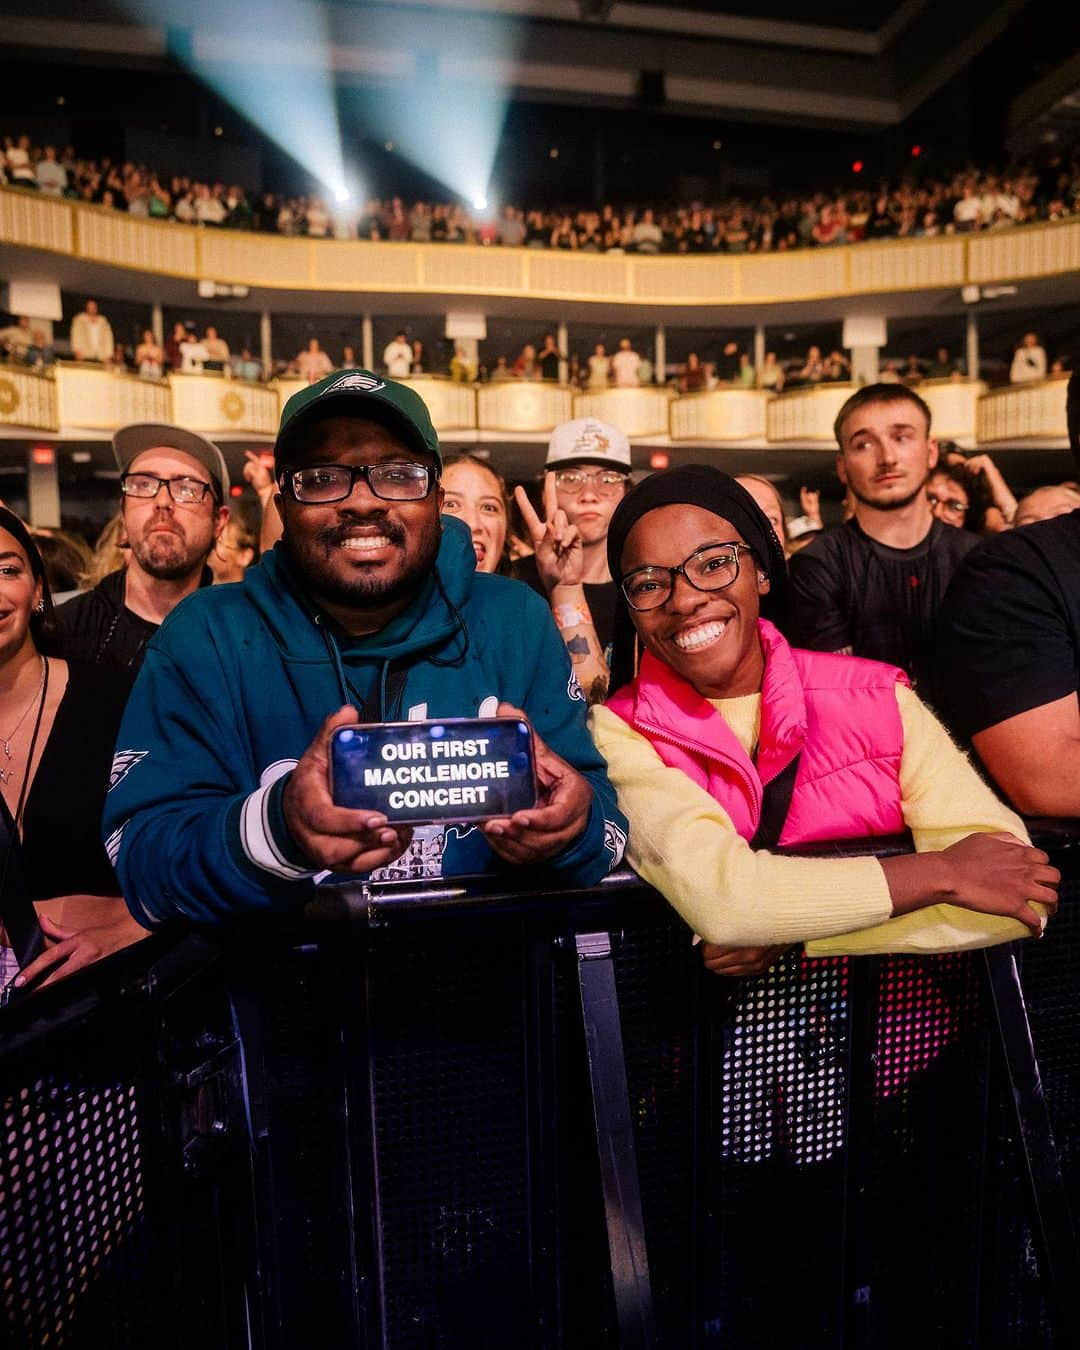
top-left (605, 620), bottom-right (909, 846)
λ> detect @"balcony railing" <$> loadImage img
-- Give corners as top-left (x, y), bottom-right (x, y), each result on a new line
top-left (3, 187), bottom-right (1079, 309)
top-left (0, 364), bottom-right (1066, 450)
top-left (976, 375), bottom-right (1072, 445)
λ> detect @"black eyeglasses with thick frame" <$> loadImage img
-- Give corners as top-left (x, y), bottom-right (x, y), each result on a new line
top-left (621, 541), bottom-right (755, 612)
top-left (120, 471), bottom-right (217, 505)
top-left (278, 461), bottom-right (439, 505)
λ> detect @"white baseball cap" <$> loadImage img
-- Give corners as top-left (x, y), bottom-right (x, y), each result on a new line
top-left (545, 417), bottom-right (632, 472)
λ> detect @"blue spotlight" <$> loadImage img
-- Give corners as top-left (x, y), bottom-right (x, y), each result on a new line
top-left (117, 0), bottom-right (349, 205)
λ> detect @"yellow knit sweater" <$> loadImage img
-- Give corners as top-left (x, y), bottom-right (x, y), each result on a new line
top-left (589, 684), bottom-right (1034, 956)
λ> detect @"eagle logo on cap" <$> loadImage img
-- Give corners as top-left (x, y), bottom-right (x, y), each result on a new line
top-left (329, 373), bottom-right (387, 394)
top-left (573, 421), bottom-right (610, 456)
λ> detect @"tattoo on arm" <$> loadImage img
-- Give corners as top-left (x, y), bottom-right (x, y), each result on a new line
top-left (565, 634), bottom-right (591, 665)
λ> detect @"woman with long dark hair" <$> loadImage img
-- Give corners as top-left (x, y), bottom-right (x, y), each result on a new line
top-left (0, 507), bottom-right (144, 992)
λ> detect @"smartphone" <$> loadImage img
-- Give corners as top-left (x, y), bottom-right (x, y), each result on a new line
top-left (329, 716), bottom-right (537, 825)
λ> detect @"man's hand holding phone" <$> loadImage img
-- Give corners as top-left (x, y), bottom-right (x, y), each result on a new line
top-left (481, 702), bottom-right (592, 865)
top-left (283, 706), bottom-right (413, 873)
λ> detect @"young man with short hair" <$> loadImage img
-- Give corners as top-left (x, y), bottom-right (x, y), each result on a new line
top-left (788, 383), bottom-right (977, 707)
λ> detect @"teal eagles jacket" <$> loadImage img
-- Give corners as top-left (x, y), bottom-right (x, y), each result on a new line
top-left (104, 517), bottom-right (628, 924)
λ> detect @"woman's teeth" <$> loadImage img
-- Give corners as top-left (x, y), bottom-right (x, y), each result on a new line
top-left (674, 620), bottom-right (727, 650)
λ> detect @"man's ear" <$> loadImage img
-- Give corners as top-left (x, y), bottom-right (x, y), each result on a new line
top-left (927, 437), bottom-right (940, 471)
top-left (835, 453), bottom-right (848, 487)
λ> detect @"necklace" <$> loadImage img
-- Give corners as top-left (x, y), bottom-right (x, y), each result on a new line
top-left (0, 656), bottom-right (47, 785)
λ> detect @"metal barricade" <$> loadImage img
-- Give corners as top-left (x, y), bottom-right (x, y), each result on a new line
top-left (2, 833), bottom-right (1080, 1349)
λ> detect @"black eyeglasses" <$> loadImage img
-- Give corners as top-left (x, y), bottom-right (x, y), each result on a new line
top-left (279, 462), bottom-right (438, 504)
top-left (121, 471), bottom-right (214, 504)
top-left (621, 542), bottom-right (754, 612)
top-left (927, 492), bottom-right (968, 516)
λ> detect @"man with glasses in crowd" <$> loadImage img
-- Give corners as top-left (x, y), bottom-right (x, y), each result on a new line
top-left (514, 417), bottom-right (633, 704)
top-left (57, 423), bottom-right (229, 671)
top-left (787, 384), bottom-right (976, 710)
top-left (104, 371), bottom-right (626, 923)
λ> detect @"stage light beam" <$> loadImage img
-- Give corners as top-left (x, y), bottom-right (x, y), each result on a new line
top-left (116, 0), bottom-right (350, 205)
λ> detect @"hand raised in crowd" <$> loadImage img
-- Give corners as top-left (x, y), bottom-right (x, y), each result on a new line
top-left (799, 486), bottom-right (822, 528)
top-left (283, 706), bottom-right (413, 874)
top-left (243, 449), bottom-right (275, 497)
top-left (699, 941), bottom-right (790, 977)
top-left (513, 474), bottom-right (584, 594)
top-left (481, 702), bottom-right (592, 864)
top-left (963, 453), bottom-right (1018, 519)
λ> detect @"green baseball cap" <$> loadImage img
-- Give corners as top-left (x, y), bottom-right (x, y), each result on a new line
top-left (275, 368), bottom-right (441, 466)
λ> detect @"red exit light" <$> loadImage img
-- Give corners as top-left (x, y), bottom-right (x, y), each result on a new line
top-left (31, 446), bottom-right (55, 465)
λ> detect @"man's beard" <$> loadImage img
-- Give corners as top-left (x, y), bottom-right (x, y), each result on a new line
top-left (130, 522), bottom-right (203, 580)
top-left (849, 477), bottom-right (928, 513)
top-left (284, 516), bottom-right (440, 611)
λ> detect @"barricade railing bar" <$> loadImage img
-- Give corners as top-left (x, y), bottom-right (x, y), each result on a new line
top-left (2, 826), bottom-right (1080, 1349)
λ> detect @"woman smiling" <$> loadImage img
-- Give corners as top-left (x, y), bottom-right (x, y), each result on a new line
top-left (0, 508), bottom-right (144, 992)
top-left (589, 467), bottom-right (1057, 973)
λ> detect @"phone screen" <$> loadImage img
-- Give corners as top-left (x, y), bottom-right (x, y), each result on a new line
top-left (330, 717), bottom-right (536, 824)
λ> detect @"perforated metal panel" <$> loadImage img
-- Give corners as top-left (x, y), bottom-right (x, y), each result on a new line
top-left (612, 911), bottom-right (702, 1348)
top-left (365, 920), bottom-right (536, 1349)
top-left (851, 954), bottom-right (994, 1348)
top-left (0, 1072), bottom-right (146, 1349)
top-left (696, 948), bottom-right (851, 1348)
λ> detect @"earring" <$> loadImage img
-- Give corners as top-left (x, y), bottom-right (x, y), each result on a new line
top-left (34, 601), bottom-right (45, 615)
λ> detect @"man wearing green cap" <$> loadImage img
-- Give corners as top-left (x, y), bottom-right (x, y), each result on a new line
top-left (104, 370), bottom-right (627, 923)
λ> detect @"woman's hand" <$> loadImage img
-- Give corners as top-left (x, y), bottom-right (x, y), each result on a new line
top-left (939, 833), bottom-right (1059, 932)
top-left (14, 906), bottom-right (147, 992)
top-left (883, 832), bottom-right (1059, 934)
top-left (700, 941), bottom-right (790, 977)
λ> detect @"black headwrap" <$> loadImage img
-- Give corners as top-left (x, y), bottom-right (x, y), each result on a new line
top-left (606, 465), bottom-right (789, 691)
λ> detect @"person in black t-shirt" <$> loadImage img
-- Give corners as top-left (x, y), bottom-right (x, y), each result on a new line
top-left (938, 372), bottom-right (1080, 815)
top-left (789, 383), bottom-right (976, 708)
top-left (536, 333), bottom-right (563, 382)
top-left (513, 417), bottom-right (632, 704)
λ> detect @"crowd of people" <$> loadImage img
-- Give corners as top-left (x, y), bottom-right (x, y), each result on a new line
top-left (2, 365), bottom-right (1077, 1000)
top-left (1, 299), bottom-right (1069, 394)
top-left (3, 131), bottom-right (1079, 256)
